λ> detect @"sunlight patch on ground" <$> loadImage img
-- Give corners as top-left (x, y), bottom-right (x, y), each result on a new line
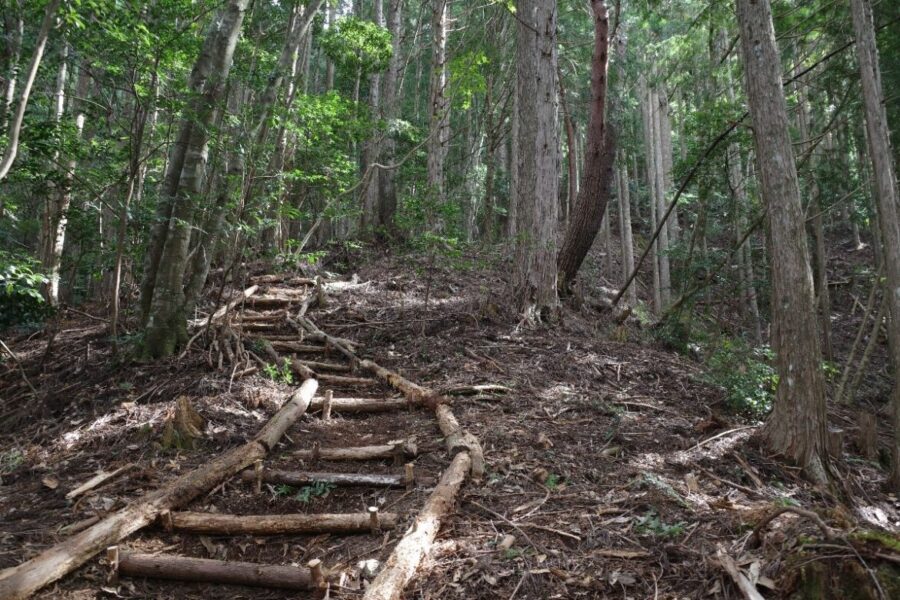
top-left (857, 504), bottom-right (900, 532)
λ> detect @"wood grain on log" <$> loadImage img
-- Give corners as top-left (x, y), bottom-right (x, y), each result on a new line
top-left (168, 511), bottom-right (399, 535)
top-left (363, 452), bottom-right (471, 600)
top-left (117, 551), bottom-right (314, 590)
top-left (241, 468), bottom-right (405, 488)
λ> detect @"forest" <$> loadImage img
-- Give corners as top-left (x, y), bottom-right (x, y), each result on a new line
top-left (0, 0), bottom-right (899, 598)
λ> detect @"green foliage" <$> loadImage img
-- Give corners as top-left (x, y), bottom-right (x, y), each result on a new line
top-left (263, 360), bottom-right (294, 385)
top-left (0, 448), bottom-right (24, 475)
top-left (449, 51), bottom-right (489, 110)
top-left (635, 509), bottom-right (687, 538)
top-left (702, 339), bottom-right (777, 416)
top-left (294, 480), bottom-right (336, 503)
top-left (320, 16), bottom-right (392, 76)
top-left (0, 252), bottom-right (52, 328)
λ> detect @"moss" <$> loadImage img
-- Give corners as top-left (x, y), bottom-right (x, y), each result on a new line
top-left (852, 529), bottom-right (900, 552)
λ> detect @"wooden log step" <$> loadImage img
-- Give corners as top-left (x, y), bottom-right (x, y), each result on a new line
top-left (250, 275), bottom-right (317, 286)
top-left (166, 510), bottom-right (399, 535)
top-left (247, 295), bottom-right (305, 307)
top-left (113, 550), bottom-right (319, 590)
top-left (267, 340), bottom-right (328, 353)
top-left (241, 468), bottom-right (410, 488)
top-left (298, 359), bottom-right (351, 373)
top-left (239, 309), bottom-right (286, 322)
top-left (309, 396), bottom-right (418, 414)
top-left (290, 440), bottom-right (417, 462)
top-left (317, 374), bottom-right (377, 386)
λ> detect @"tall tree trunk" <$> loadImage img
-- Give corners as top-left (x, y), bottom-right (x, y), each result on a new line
top-left (736, 0), bottom-right (829, 483)
top-left (850, 0), bottom-right (900, 489)
top-left (507, 73), bottom-right (519, 240)
top-left (142, 0), bottom-right (250, 359)
top-left (640, 75), bottom-right (661, 311)
top-left (616, 158), bottom-right (636, 304)
top-left (556, 0), bottom-right (615, 290)
top-left (651, 85), bottom-right (671, 306)
top-left (427, 0), bottom-right (449, 209)
top-left (0, 0), bottom-right (61, 182)
top-left (362, 0), bottom-right (385, 233)
top-left (514, 0), bottom-right (559, 318)
top-left (376, 0), bottom-right (403, 235)
top-left (558, 69), bottom-right (577, 229)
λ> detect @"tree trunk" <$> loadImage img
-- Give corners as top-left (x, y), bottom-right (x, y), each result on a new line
top-left (850, 0), bottom-right (900, 489)
top-left (0, 0), bottom-right (61, 182)
top-left (0, 0), bottom-right (24, 134)
top-left (361, 0), bottom-right (385, 233)
top-left (736, 0), bottom-right (829, 483)
top-left (376, 0), bottom-right (403, 235)
top-left (556, 0), bottom-right (615, 291)
top-left (514, 0), bottom-right (560, 317)
top-left (640, 75), bottom-right (662, 312)
top-left (616, 158), bottom-right (637, 304)
top-left (427, 0), bottom-right (449, 208)
top-left (652, 85), bottom-right (672, 306)
top-left (142, 0), bottom-right (250, 359)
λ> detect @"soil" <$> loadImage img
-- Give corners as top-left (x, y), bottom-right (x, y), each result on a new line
top-left (1, 241), bottom-right (898, 599)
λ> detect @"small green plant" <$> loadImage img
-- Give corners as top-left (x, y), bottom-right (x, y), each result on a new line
top-left (263, 360), bottom-right (294, 384)
top-left (635, 509), bottom-right (687, 538)
top-left (702, 339), bottom-right (778, 416)
top-left (274, 483), bottom-right (295, 497)
top-left (503, 547), bottom-right (523, 560)
top-left (0, 449), bottom-right (24, 475)
top-left (294, 480), bottom-right (336, 503)
top-left (545, 472), bottom-right (562, 490)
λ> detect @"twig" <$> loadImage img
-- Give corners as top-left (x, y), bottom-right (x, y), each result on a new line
top-left (0, 337), bottom-right (38, 398)
top-left (716, 548), bottom-right (765, 600)
top-left (468, 501), bottom-right (548, 555)
top-left (689, 426), bottom-right (757, 452)
top-left (751, 506), bottom-right (837, 546)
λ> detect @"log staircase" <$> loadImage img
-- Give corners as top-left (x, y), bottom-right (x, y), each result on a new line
top-left (0, 276), bottom-right (484, 600)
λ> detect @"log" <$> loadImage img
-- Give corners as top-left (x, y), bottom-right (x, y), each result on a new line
top-left (435, 404), bottom-right (485, 478)
top-left (298, 360), bottom-right (351, 373)
top-left (258, 339), bottom-right (315, 380)
top-left (827, 427), bottom-right (844, 459)
top-left (268, 340), bottom-right (327, 354)
top-left (0, 379), bottom-right (318, 600)
top-left (116, 551), bottom-right (314, 590)
top-left (308, 396), bottom-right (416, 414)
top-left (66, 464), bottom-right (134, 500)
top-left (167, 511), bottom-right (399, 535)
top-left (317, 374), bottom-right (378, 386)
top-left (292, 316), bottom-right (358, 363)
top-left (290, 441), bottom-right (417, 462)
top-left (359, 359), bottom-right (431, 402)
top-left (188, 285), bottom-right (259, 328)
top-left (363, 452), bottom-right (471, 600)
top-left (241, 468), bottom-right (406, 488)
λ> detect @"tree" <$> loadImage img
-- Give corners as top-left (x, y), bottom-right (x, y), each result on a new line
top-left (850, 0), bottom-right (900, 489)
top-left (736, 0), bottom-right (829, 482)
top-left (141, 0), bottom-right (251, 358)
top-left (556, 0), bottom-right (616, 291)
top-left (427, 0), bottom-right (450, 209)
top-left (0, 0), bottom-right (61, 182)
top-left (513, 0), bottom-right (559, 318)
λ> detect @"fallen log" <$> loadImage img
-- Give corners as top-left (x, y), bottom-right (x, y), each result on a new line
top-left (435, 404), bottom-right (485, 478)
top-left (242, 468), bottom-right (408, 488)
top-left (359, 359), bottom-right (430, 402)
top-left (290, 440), bottom-right (417, 462)
top-left (188, 285), bottom-right (259, 328)
top-left (308, 396), bottom-right (417, 414)
top-left (0, 379), bottom-right (318, 600)
top-left (167, 511), bottom-right (398, 535)
top-left (298, 360), bottom-right (351, 373)
top-left (258, 339), bottom-right (315, 380)
top-left (363, 452), bottom-right (471, 600)
top-left (66, 464), bottom-right (134, 500)
top-left (292, 316), bottom-right (358, 363)
top-left (115, 550), bottom-right (315, 590)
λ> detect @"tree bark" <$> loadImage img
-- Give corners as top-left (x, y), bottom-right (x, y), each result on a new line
top-left (513, 0), bottom-right (560, 317)
top-left (376, 0), bottom-right (403, 234)
top-left (850, 0), bottom-right (900, 489)
top-left (616, 158), bottom-right (637, 304)
top-left (736, 0), bottom-right (829, 483)
top-left (116, 552), bottom-right (315, 591)
top-left (169, 511), bottom-right (398, 535)
top-left (556, 0), bottom-right (615, 291)
top-left (427, 0), bottom-right (449, 208)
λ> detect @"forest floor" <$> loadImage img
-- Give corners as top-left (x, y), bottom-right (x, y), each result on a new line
top-left (1, 242), bottom-right (899, 599)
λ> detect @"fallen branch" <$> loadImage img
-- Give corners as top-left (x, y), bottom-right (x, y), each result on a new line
top-left (715, 548), bottom-right (766, 600)
top-left (66, 464), bottom-right (134, 500)
top-left (289, 441), bottom-right (417, 462)
top-left (0, 379), bottom-right (318, 600)
top-left (189, 285), bottom-right (259, 328)
top-left (750, 506), bottom-right (838, 546)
